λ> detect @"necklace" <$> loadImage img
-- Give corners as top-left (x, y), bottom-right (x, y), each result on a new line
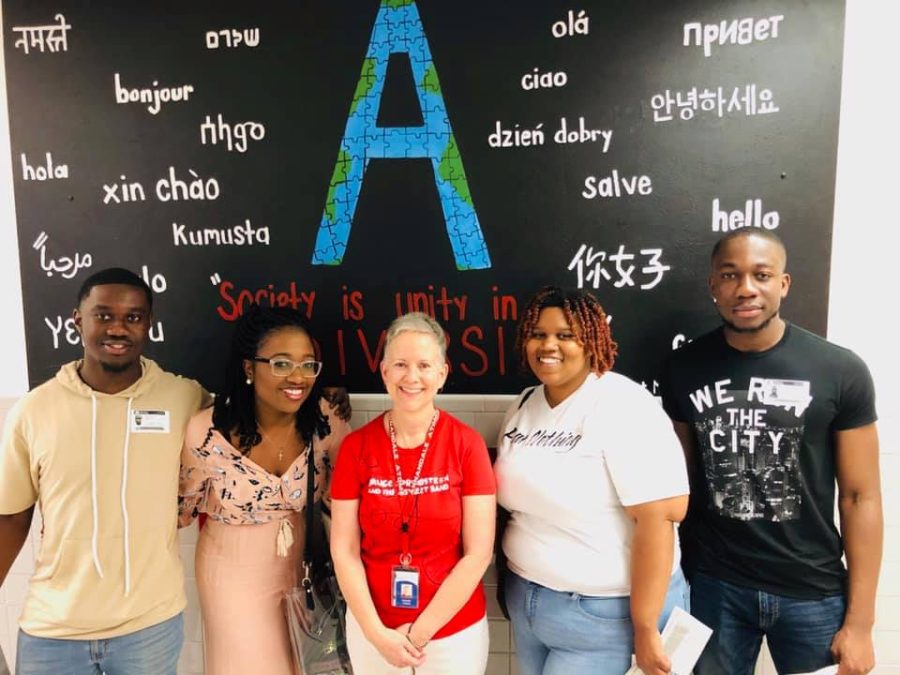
top-left (261, 424), bottom-right (297, 463)
top-left (387, 410), bottom-right (439, 496)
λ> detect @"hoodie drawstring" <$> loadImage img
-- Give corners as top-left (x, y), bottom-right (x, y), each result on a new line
top-left (89, 395), bottom-right (104, 580)
top-left (89, 395), bottom-right (135, 596)
top-left (121, 397), bottom-right (134, 596)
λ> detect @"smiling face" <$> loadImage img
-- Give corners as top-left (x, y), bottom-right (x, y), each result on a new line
top-left (74, 283), bottom-right (151, 385)
top-left (380, 330), bottom-right (448, 415)
top-left (525, 306), bottom-right (592, 406)
top-left (709, 233), bottom-right (791, 349)
top-left (244, 327), bottom-right (317, 420)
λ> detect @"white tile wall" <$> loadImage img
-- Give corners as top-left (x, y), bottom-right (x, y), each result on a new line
top-left (1, 395), bottom-right (898, 673)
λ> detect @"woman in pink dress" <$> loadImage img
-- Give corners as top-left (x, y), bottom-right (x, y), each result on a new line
top-left (178, 305), bottom-right (350, 675)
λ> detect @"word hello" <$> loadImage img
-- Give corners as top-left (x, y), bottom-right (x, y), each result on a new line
top-left (684, 15), bottom-right (784, 58)
top-left (172, 219), bottom-right (270, 246)
top-left (21, 152), bottom-right (67, 181)
top-left (552, 10), bottom-right (589, 38)
top-left (582, 170), bottom-right (653, 199)
top-left (114, 73), bottom-right (194, 115)
top-left (712, 198), bottom-right (779, 231)
top-left (521, 68), bottom-right (568, 91)
top-left (205, 27), bottom-right (259, 49)
top-left (200, 114), bottom-right (265, 153)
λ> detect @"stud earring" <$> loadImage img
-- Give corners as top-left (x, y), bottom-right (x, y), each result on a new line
top-left (246, 377), bottom-right (252, 385)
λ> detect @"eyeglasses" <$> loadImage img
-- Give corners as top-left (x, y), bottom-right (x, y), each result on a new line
top-left (250, 356), bottom-right (323, 378)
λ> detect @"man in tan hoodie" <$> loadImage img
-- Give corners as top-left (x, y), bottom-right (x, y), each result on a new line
top-left (0, 267), bottom-right (208, 674)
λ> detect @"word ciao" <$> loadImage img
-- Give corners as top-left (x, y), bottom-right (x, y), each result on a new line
top-left (21, 152), bottom-right (67, 181)
top-left (33, 232), bottom-right (92, 279)
top-left (489, 118), bottom-right (612, 149)
top-left (551, 10), bottom-right (589, 38)
top-left (200, 114), bottom-right (265, 153)
top-left (44, 316), bottom-right (165, 349)
top-left (651, 84), bottom-right (779, 123)
top-left (102, 167), bottom-right (220, 204)
top-left (568, 244), bottom-right (669, 291)
top-left (712, 198), bottom-right (779, 231)
top-left (205, 27), bottom-right (259, 49)
top-left (216, 281), bottom-right (316, 321)
top-left (172, 219), bottom-right (270, 247)
top-left (684, 15), bottom-right (784, 58)
top-left (12, 13), bottom-right (69, 55)
top-left (521, 68), bottom-right (567, 91)
top-left (114, 73), bottom-right (194, 115)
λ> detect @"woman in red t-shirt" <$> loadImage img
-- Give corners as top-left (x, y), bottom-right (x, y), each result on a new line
top-left (331, 312), bottom-right (496, 674)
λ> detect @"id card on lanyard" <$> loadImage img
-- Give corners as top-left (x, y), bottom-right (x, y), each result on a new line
top-left (387, 411), bottom-right (438, 610)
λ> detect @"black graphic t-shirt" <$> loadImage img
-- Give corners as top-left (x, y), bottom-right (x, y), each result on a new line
top-left (660, 324), bottom-right (876, 598)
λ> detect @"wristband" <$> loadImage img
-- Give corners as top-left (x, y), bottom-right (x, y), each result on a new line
top-left (405, 624), bottom-right (429, 650)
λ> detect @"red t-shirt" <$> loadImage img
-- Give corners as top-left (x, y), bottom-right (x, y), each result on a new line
top-left (331, 411), bottom-right (495, 638)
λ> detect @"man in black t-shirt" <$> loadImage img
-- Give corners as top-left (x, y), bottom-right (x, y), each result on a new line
top-left (660, 230), bottom-right (881, 675)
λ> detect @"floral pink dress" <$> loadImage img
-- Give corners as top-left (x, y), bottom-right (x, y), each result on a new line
top-left (178, 402), bottom-right (350, 675)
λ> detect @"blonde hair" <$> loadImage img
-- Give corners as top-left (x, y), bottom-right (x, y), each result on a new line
top-left (384, 312), bottom-right (447, 361)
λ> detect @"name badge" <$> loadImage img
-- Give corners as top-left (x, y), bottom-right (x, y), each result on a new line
top-left (130, 409), bottom-right (171, 433)
top-left (391, 566), bottom-right (420, 609)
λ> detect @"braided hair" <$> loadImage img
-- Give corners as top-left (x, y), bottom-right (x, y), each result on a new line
top-left (212, 304), bottom-right (330, 454)
top-left (515, 286), bottom-right (618, 376)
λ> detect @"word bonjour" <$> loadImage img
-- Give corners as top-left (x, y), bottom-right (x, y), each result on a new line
top-left (489, 118), bottom-right (612, 149)
top-left (21, 152), bottom-right (67, 181)
top-left (172, 219), bottom-right (270, 247)
top-left (114, 73), bottom-right (194, 115)
top-left (102, 167), bottom-right (220, 204)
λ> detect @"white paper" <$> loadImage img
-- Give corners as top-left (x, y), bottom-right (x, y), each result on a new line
top-left (625, 606), bottom-right (713, 675)
top-left (788, 667), bottom-right (838, 675)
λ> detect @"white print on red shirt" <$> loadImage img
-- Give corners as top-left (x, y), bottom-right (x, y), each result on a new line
top-left (367, 474), bottom-right (450, 497)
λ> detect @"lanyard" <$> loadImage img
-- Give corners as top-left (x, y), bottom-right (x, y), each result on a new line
top-left (388, 410), bottom-right (439, 565)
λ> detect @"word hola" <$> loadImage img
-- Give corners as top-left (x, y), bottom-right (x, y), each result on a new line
top-left (554, 117), bottom-right (612, 150)
top-left (206, 27), bottom-right (260, 49)
top-left (552, 10), bottom-right (589, 38)
top-left (712, 198), bottom-right (779, 232)
top-left (156, 167), bottom-right (220, 202)
top-left (200, 114), bottom-right (265, 153)
top-left (172, 219), bottom-right (270, 247)
top-left (521, 68), bottom-right (568, 91)
top-left (114, 73), bottom-right (194, 115)
top-left (21, 152), bottom-right (67, 181)
top-left (684, 15), bottom-right (783, 57)
top-left (582, 170), bottom-right (653, 199)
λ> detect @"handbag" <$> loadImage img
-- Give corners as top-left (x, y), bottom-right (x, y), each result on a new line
top-left (284, 438), bottom-right (354, 675)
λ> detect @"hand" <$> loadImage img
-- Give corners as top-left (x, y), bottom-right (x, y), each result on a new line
top-left (634, 626), bottom-right (671, 675)
top-left (321, 386), bottom-right (352, 422)
top-left (370, 625), bottom-right (426, 669)
top-left (831, 623), bottom-right (875, 675)
top-left (397, 622), bottom-right (431, 651)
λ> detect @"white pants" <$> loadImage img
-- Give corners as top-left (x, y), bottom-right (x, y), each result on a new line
top-left (346, 610), bottom-right (489, 675)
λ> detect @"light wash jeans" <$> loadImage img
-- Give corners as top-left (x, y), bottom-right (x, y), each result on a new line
top-left (691, 571), bottom-right (845, 675)
top-left (16, 613), bottom-right (183, 675)
top-left (506, 568), bottom-right (689, 675)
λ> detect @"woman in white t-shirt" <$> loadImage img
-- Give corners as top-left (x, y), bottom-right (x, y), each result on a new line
top-left (494, 286), bottom-right (690, 675)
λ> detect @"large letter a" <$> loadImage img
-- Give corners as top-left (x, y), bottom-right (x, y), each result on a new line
top-left (312, 0), bottom-right (491, 270)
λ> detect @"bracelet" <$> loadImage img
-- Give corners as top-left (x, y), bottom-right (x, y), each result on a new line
top-left (405, 624), bottom-right (429, 650)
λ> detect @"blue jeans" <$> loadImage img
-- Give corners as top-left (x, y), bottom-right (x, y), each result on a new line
top-left (691, 571), bottom-right (845, 675)
top-left (16, 613), bottom-right (183, 675)
top-left (506, 568), bottom-right (689, 675)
